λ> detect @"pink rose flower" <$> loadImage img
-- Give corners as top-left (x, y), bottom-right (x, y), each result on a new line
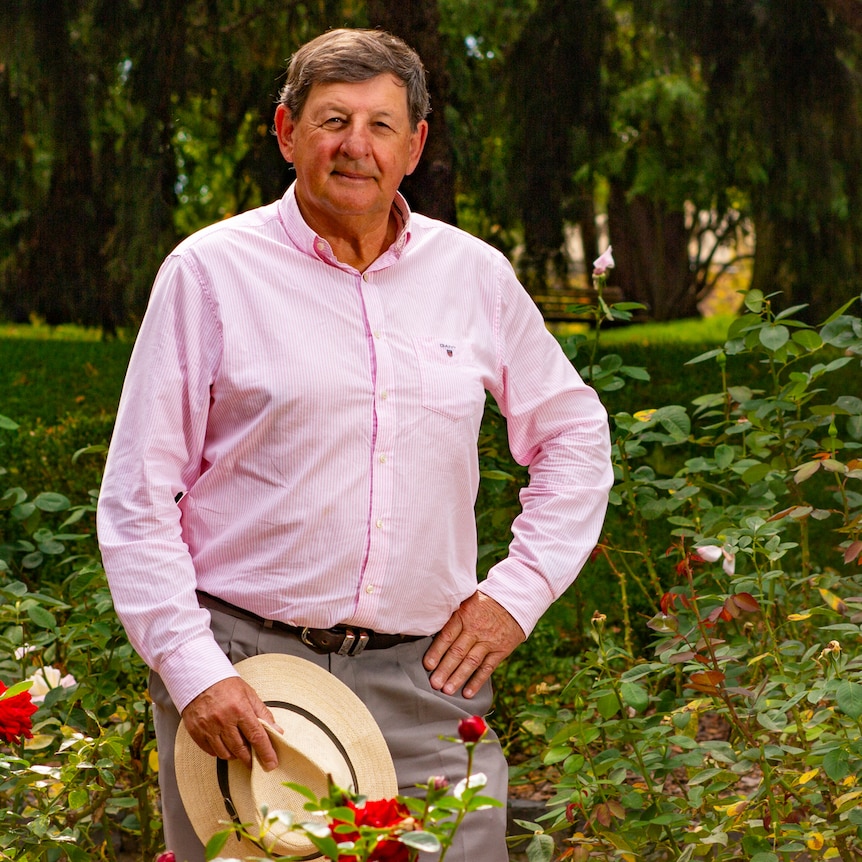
top-left (592, 246), bottom-right (615, 275)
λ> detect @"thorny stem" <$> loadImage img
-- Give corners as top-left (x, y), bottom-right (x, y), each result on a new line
top-left (585, 274), bottom-right (607, 386)
top-left (612, 442), bottom-right (664, 597)
top-left (592, 625), bottom-right (682, 857)
top-left (437, 744), bottom-right (476, 862)
top-left (598, 546), bottom-right (634, 656)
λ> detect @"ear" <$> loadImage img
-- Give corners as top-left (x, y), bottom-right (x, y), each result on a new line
top-left (274, 104), bottom-right (296, 163)
top-left (405, 119), bottom-right (429, 177)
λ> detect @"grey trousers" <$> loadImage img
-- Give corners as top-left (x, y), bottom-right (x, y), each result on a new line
top-left (151, 606), bottom-right (510, 862)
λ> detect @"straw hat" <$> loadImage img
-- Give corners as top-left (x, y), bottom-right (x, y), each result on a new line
top-left (175, 653), bottom-right (398, 860)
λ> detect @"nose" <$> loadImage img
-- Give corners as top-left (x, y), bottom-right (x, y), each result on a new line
top-left (339, 124), bottom-right (371, 160)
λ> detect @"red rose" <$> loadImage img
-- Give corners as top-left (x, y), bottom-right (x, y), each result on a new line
top-left (457, 715), bottom-right (487, 743)
top-left (335, 798), bottom-right (412, 862)
top-left (0, 680), bottom-right (38, 745)
top-left (155, 854), bottom-right (176, 862)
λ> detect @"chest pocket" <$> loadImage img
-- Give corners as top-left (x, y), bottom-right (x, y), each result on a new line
top-left (413, 337), bottom-right (481, 422)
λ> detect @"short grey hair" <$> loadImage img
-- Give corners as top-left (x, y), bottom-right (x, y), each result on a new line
top-left (278, 29), bottom-right (430, 131)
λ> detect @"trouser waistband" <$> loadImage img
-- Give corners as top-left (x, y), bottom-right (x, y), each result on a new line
top-left (195, 590), bottom-right (425, 657)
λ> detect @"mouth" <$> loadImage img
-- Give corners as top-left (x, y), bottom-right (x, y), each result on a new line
top-left (332, 170), bottom-right (375, 182)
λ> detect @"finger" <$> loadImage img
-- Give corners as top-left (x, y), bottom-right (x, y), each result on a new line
top-left (220, 725), bottom-right (254, 768)
top-left (441, 646), bottom-right (497, 697)
top-left (423, 618), bottom-right (462, 672)
top-left (428, 635), bottom-right (481, 694)
top-left (239, 715), bottom-right (279, 771)
top-left (462, 654), bottom-right (499, 699)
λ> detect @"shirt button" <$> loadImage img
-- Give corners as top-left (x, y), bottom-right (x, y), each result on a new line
top-left (363, 273), bottom-right (370, 282)
top-left (365, 584), bottom-right (375, 594)
top-left (375, 518), bottom-right (383, 529)
top-left (380, 390), bottom-right (388, 400)
top-left (378, 455), bottom-right (387, 464)
top-left (373, 331), bottom-right (382, 339)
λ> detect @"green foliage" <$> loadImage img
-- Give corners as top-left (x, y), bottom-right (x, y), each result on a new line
top-left (205, 737), bottom-right (500, 861)
top-left (0, 416), bottom-right (157, 861)
top-left (512, 291), bottom-right (862, 861)
top-left (3, 287), bottom-right (862, 859)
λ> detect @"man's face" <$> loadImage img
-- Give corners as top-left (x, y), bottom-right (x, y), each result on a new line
top-left (274, 74), bottom-right (428, 236)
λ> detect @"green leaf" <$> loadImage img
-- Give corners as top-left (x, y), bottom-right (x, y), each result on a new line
top-left (33, 492), bottom-right (70, 513)
top-left (685, 347), bottom-right (724, 365)
top-left (714, 444), bottom-right (735, 469)
top-left (68, 788), bottom-right (89, 809)
top-left (654, 405), bottom-right (691, 441)
top-left (542, 745), bottom-right (572, 765)
top-left (596, 690), bottom-right (621, 719)
top-left (401, 831), bottom-right (442, 852)
top-left (750, 854), bottom-right (780, 862)
top-left (759, 325), bottom-right (790, 350)
top-left (525, 833), bottom-right (555, 862)
top-left (793, 461), bottom-right (821, 483)
top-left (27, 605), bottom-right (57, 630)
top-left (480, 469), bottom-right (516, 482)
top-left (0, 414), bottom-right (19, 431)
top-left (620, 682), bottom-right (649, 713)
top-left (823, 747), bottom-right (851, 782)
top-left (0, 680), bottom-right (33, 700)
top-left (204, 831), bottom-right (230, 858)
top-left (791, 329), bottom-right (822, 350)
top-left (72, 443), bottom-right (107, 463)
top-left (742, 462), bottom-right (772, 484)
top-left (281, 781), bottom-right (319, 803)
top-left (621, 365), bottom-right (650, 381)
top-left (744, 290), bottom-right (764, 312)
top-left (836, 681), bottom-right (862, 719)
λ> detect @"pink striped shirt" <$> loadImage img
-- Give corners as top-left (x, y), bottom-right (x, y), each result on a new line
top-left (97, 184), bottom-right (612, 711)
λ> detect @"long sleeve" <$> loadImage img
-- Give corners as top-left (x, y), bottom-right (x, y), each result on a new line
top-left (479, 263), bottom-right (613, 635)
top-left (97, 252), bottom-right (238, 712)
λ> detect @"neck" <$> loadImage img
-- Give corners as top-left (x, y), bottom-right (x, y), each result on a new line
top-left (296, 198), bottom-right (400, 272)
top-left (328, 210), bottom-right (398, 271)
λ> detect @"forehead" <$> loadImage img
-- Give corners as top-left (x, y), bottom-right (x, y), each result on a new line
top-left (303, 74), bottom-right (410, 117)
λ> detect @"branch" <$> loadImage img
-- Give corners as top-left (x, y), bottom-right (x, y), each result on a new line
top-left (817, 0), bottom-right (862, 33)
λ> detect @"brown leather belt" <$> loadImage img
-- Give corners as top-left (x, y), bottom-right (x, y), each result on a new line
top-left (196, 590), bottom-right (425, 657)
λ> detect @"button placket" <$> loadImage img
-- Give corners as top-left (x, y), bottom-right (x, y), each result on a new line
top-left (357, 268), bottom-right (393, 611)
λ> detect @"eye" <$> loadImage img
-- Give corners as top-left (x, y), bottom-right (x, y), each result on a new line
top-left (321, 117), bottom-right (346, 129)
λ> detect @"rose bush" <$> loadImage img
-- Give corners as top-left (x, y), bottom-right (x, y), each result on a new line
top-left (204, 717), bottom-right (500, 862)
top-left (0, 680), bottom-right (37, 744)
top-left (0, 421), bottom-right (160, 861)
top-left (511, 289), bottom-right (862, 861)
top-left (334, 798), bottom-right (415, 862)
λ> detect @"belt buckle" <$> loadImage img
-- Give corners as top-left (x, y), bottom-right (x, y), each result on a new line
top-left (337, 627), bottom-right (370, 657)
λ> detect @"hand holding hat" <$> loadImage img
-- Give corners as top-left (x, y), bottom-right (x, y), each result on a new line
top-left (181, 676), bottom-right (281, 771)
top-left (175, 654), bottom-right (398, 860)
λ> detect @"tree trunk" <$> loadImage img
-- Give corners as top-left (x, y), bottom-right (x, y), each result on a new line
top-left (23, 0), bottom-right (110, 328)
top-left (366, 0), bottom-right (457, 223)
top-left (607, 182), bottom-right (698, 320)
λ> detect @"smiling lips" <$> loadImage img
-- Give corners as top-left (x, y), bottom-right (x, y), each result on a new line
top-left (333, 169), bottom-right (376, 181)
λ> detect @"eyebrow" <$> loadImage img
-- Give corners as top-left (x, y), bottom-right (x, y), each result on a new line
top-left (312, 103), bottom-right (400, 122)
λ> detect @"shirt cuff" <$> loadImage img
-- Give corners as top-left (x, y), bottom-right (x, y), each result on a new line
top-left (156, 634), bottom-right (240, 713)
top-left (478, 560), bottom-right (557, 637)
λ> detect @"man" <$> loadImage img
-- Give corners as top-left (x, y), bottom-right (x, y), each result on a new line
top-left (97, 28), bottom-right (612, 862)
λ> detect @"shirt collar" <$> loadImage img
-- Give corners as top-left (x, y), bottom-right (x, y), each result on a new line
top-left (277, 181), bottom-right (413, 270)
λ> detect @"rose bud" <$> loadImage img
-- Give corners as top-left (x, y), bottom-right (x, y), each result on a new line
top-left (458, 715), bottom-right (488, 743)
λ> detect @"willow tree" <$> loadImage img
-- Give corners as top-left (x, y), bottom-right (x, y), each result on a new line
top-left (0, 0), bottom-right (355, 328)
top-left (504, 0), bottom-right (610, 291)
top-left (655, 0), bottom-right (862, 322)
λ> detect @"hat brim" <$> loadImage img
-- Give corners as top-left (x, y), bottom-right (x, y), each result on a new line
top-left (175, 653), bottom-right (398, 860)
